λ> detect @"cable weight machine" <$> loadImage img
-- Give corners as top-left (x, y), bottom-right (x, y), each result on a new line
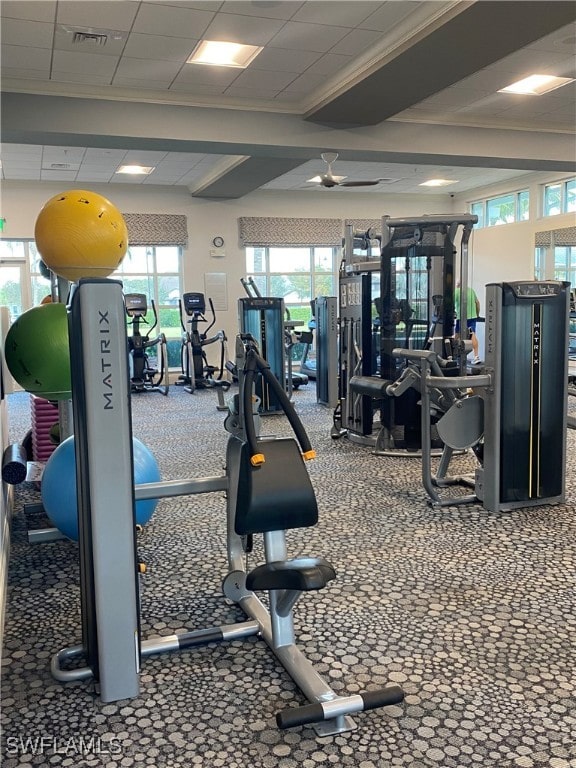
top-left (51, 278), bottom-right (404, 735)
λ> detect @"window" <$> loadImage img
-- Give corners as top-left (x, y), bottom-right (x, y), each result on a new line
top-left (246, 246), bottom-right (337, 324)
top-left (553, 246), bottom-right (576, 286)
top-left (470, 189), bottom-right (529, 227)
top-left (246, 246), bottom-right (337, 361)
top-left (534, 247), bottom-right (546, 280)
top-left (0, 239), bottom-right (184, 367)
top-left (543, 178), bottom-right (576, 216)
top-left (112, 246), bottom-right (183, 367)
top-left (470, 201), bottom-right (485, 228)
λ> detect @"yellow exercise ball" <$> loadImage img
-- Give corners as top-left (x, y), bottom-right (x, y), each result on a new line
top-left (34, 189), bottom-right (129, 282)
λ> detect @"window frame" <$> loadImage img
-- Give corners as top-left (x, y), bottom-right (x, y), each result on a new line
top-left (543, 177), bottom-right (576, 217)
top-left (469, 188), bottom-right (530, 228)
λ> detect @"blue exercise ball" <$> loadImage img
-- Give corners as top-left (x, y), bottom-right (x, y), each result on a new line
top-left (41, 435), bottom-right (161, 541)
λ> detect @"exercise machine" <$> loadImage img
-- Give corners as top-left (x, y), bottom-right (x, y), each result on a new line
top-left (176, 291), bottom-right (230, 409)
top-left (298, 301), bottom-right (317, 380)
top-left (390, 280), bottom-right (568, 511)
top-left (51, 278), bottom-right (404, 734)
top-left (333, 215), bottom-right (477, 454)
top-left (125, 293), bottom-right (169, 396)
top-left (239, 278), bottom-right (308, 413)
top-left (315, 296), bottom-right (339, 408)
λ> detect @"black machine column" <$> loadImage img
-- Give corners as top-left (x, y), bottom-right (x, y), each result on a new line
top-left (480, 281), bottom-right (569, 512)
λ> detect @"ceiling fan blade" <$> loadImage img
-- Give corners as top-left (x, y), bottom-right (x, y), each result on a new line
top-left (339, 179), bottom-right (381, 187)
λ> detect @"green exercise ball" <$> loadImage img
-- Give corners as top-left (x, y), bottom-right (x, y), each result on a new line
top-left (5, 302), bottom-right (71, 400)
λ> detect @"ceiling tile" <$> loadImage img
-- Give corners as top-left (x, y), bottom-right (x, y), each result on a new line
top-left (223, 86), bottom-right (283, 100)
top-left (83, 148), bottom-right (128, 162)
top-left (5, 170), bottom-right (41, 180)
top-left (1, 1), bottom-right (56, 22)
top-left (122, 150), bottom-right (169, 163)
top-left (250, 47), bottom-right (321, 73)
top-left (50, 71), bottom-right (117, 86)
top-left (528, 23), bottom-right (576, 53)
top-left (1, 159), bottom-right (43, 170)
top-left (168, 81), bottom-right (227, 94)
top-left (272, 91), bottom-right (304, 104)
top-left (1, 44), bottom-right (51, 71)
top-left (306, 53), bottom-right (352, 77)
top-left (76, 172), bottom-right (115, 182)
top-left (291, 2), bottom-right (382, 27)
top-left (1, 67), bottom-right (48, 81)
top-left (145, 1), bottom-right (224, 10)
top-left (123, 32), bottom-right (198, 62)
top-left (113, 76), bottom-right (178, 90)
top-left (52, 49), bottom-right (119, 76)
top-left (54, 24), bottom-right (128, 57)
top-left (171, 63), bottom-right (241, 86)
top-left (40, 169), bottom-right (79, 182)
top-left (42, 146), bottom-right (86, 161)
top-left (359, 1), bottom-right (420, 32)
top-left (202, 13), bottom-right (286, 46)
top-left (115, 57), bottom-right (183, 81)
top-left (229, 68), bottom-right (298, 90)
top-left (279, 72), bottom-right (327, 93)
top-left (219, 2), bottom-right (304, 21)
top-left (331, 28), bottom-right (382, 56)
top-left (268, 21), bottom-right (350, 53)
top-left (493, 48), bottom-right (573, 77)
top-left (0, 18), bottom-right (54, 48)
top-left (1, 144), bottom-right (43, 158)
top-left (56, 1), bottom-right (139, 31)
top-left (132, 3), bottom-right (215, 39)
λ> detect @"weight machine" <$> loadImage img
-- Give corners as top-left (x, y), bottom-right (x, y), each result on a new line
top-left (391, 280), bottom-right (568, 511)
top-left (51, 278), bottom-right (404, 735)
top-left (334, 215), bottom-right (476, 454)
top-left (125, 293), bottom-right (169, 396)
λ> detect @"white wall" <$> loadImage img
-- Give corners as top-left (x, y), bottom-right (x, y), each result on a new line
top-left (454, 170), bottom-right (576, 298)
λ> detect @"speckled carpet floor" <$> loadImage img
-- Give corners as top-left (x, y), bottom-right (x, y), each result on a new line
top-left (1, 384), bottom-right (575, 768)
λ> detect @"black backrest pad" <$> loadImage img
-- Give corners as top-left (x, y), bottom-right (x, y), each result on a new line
top-left (235, 438), bottom-right (319, 535)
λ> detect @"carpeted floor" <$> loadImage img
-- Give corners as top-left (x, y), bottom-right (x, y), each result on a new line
top-left (1, 384), bottom-right (575, 768)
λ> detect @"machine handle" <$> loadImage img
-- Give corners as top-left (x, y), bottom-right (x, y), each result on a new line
top-left (361, 685), bottom-right (404, 710)
top-left (276, 703), bottom-right (324, 730)
top-left (276, 686), bottom-right (404, 729)
top-left (2, 443), bottom-right (28, 485)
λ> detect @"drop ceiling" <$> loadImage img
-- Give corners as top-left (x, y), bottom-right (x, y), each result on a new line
top-left (1, 0), bottom-right (575, 198)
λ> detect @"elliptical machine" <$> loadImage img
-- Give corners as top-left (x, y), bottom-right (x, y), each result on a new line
top-left (176, 292), bottom-right (230, 408)
top-left (125, 293), bottom-right (169, 396)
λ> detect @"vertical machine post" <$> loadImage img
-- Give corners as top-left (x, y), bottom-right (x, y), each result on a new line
top-left (68, 278), bottom-right (141, 701)
top-left (315, 296), bottom-right (338, 408)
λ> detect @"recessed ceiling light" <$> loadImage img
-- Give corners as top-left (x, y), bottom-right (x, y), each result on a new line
top-left (498, 74), bottom-right (575, 95)
top-left (420, 179), bottom-right (458, 187)
top-left (187, 40), bottom-right (263, 68)
top-left (116, 165), bottom-right (154, 175)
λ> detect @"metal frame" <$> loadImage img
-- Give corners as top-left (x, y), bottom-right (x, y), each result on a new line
top-left (52, 301), bottom-right (403, 733)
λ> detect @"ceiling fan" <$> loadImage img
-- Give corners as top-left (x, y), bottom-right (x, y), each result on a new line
top-left (307, 152), bottom-right (384, 188)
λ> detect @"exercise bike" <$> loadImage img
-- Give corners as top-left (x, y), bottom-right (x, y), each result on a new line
top-left (125, 293), bottom-right (169, 396)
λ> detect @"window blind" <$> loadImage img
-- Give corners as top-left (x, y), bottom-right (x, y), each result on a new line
top-left (123, 213), bottom-right (188, 247)
top-left (238, 217), bottom-right (342, 247)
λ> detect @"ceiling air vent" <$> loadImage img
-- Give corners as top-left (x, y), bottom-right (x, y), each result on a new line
top-left (72, 31), bottom-right (108, 46)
